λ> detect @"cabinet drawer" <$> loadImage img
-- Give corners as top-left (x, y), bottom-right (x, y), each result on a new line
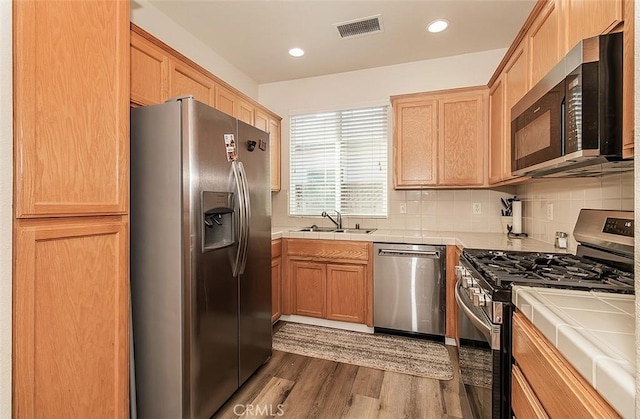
top-left (286, 239), bottom-right (368, 262)
top-left (271, 238), bottom-right (282, 258)
top-left (512, 312), bottom-right (618, 418)
top-left (512, 365), bottom-right (548, 419)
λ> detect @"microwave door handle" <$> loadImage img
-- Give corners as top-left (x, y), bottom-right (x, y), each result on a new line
top-left (561, 95), bottom-right (566, 155)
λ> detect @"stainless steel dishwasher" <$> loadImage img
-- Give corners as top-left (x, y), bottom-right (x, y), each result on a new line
top-left (373, 243), bottom-right (445, 336)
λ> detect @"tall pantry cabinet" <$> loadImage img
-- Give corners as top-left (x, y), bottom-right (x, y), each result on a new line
top-left (13, 1), bottom-right (130, 417)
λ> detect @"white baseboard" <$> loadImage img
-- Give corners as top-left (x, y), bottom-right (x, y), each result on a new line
top-left (278, 315), bottom-right (375, 334)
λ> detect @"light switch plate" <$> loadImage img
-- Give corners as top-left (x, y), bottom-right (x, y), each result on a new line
top-left (399, 203), bottom-right (407, 214)
top-left (473, 203), bottom-right (482, 215)
top-left (547, 203), bottom-right (554, 220)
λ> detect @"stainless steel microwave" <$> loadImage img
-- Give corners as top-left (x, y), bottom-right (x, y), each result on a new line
top-left (511, 32), bottom-right (631, 177)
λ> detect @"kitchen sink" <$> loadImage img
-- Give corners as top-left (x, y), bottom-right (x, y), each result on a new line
top-left (297, 226), bottom-right (376, 234)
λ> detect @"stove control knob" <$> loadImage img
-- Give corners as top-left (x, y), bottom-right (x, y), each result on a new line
top-left (473, 292), bottom-right (487, 307)
top-left (455, 266), bottom-right (465, 280)
top-left (467, 287), bottom-right (480, 299)
top-left (463, 277), bottom-right (478, 288)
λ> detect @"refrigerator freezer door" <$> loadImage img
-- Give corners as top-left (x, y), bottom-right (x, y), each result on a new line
top-left (130, 101), bottom-right (185, 419)
top-left (236, 121), bottom-right (273, 385)
top-left (185, 99), bottom-right (241, 417)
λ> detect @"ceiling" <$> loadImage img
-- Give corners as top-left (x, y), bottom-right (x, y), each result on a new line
top-left (149, 1), bottom-right (536, 84)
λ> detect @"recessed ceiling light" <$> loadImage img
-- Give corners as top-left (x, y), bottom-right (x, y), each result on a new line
top-left (289, 48), bottom-right (305, 57)
top-left (427, 19), bottom-right (449, 33)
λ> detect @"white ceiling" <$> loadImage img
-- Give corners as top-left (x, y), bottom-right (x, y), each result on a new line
top-left (149, 0), bottom-right (536, 84)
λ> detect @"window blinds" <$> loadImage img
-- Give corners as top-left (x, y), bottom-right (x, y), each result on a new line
top-left (289, 106), bottom-right (388, 217)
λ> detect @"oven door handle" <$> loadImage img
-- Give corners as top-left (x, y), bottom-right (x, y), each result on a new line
top-left (455, 280), bottom-right (501, 350)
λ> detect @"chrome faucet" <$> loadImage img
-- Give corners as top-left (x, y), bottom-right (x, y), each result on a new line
top-left (321, 210), bottom-right (342, 229)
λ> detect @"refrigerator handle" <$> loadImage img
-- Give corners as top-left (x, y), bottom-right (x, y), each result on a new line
top-left (238, 162), bottom-right (251, 275)
top-left (231, 161), bottom-right (245, 277)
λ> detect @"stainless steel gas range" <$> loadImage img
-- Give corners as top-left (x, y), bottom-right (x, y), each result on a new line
top-left (455, 209), bottom-right (634, 419)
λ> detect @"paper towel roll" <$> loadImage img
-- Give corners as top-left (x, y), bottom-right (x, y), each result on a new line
top-left (512, 200), bottom-right (522, 234)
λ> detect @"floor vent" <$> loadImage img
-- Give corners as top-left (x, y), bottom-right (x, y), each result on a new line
top-left (335, 15), bottom-right (383, 39)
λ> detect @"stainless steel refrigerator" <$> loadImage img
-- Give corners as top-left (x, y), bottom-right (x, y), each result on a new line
top-left (130, 97), bottom-right (272, 419)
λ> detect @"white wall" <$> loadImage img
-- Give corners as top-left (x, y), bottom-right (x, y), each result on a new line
top-left (130, 0), bottom-right (259, 100)
top-left (258, 48), bottom-right (513, 230)
top-left (516, 172), bottom-right (634, 251)
top-left (0, 2), bottom-right (11, 417)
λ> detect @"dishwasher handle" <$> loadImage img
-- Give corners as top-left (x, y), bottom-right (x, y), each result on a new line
top-left (377, 249), bottom-right (440, 258)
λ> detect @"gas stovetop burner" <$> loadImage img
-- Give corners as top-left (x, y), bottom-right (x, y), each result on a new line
top-left (463, 249), bottom-right (634, 293)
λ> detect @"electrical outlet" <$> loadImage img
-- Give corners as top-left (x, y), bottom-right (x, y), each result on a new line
top-left (472, 203), bottom-right (482, 215)
top-left (399, 203), bottom-right (407, 214)
top-left (547, 203), bottom-right (554, 220)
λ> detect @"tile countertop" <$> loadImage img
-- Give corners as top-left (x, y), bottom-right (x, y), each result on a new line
top-left (271, 227), bottom-right (567, 253)
top-left (513, 286), bottom-right (635, 418)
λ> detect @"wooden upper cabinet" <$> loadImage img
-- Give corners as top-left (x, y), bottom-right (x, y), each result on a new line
top-left (438, 92), bottom-right (486, 186)
top-left (503, 44), bottom-right (528, 180)
top-left (393, 88), bottom-right (488, 188)
top-left (489, 77), bottom-right (506, 185)
top-left (393, 98), bottom-right (439, 187)
top-left (564, 0), bottom-right (622, 52)
top-left (269, 118), bottom-right (282, 192)
top-left (169, 61), bottom-right (214, 106)
top-left (528, 0), bottom-right (562, 86)
top-left (215, 84), bottom-right (239, 117)
top-left (238, 99), bottom-right (255, 125)
top-left (13, 216), bottom-right (129, 418)
top-left (326, 264), bottom-right (365, 324)
top-left (254, 109), bottom-right (269, 132)
top-left (131, 31), bottom-right (168, 106)
top-left (13, 0), bottom-right (129, 217)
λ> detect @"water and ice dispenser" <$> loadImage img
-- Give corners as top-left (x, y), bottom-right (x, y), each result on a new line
top-left (202, 191), bottom-right (234, 251)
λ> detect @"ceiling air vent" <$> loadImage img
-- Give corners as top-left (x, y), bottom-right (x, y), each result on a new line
top-left (335, 15), bottom-right (383, 39)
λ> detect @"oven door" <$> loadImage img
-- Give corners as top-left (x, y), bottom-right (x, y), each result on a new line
top-left (511, 79), bottom-right (565, 176)
top-left (455, 280), bottom-right (510, 419)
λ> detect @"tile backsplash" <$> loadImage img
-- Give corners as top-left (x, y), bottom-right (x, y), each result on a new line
top-left (272, 187), bottom-right (517, 233)
top-left (515, 171), bottom-right (634, 251)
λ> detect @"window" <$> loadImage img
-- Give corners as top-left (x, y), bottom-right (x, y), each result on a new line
top-left (289, 106), bottom-right (388, 217)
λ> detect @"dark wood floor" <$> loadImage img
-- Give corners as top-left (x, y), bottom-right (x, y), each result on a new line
top-left (215, 325), bottom-right (473, 419)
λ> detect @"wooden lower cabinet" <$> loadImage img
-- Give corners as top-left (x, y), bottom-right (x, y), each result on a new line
top-left (512, 311), bottom-right (618, 418)
top-left (445, 245), bottom-right (462, 342)
top-left (271, 239), bottom-right (282, 323)
top-left (291, 261), bottom-right (326, 318)
top-left (512, 365), bottom-right (549, 418)
top-left (13, 216), bottom-right (129, 418)
top-left (326, 264), bottom-right (365, 323)
top-left (284, 239), bottom-right (372, 325)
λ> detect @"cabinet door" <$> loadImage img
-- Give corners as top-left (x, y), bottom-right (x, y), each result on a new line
top-left (438, 93), bottom-right (486, 186)
top-left (326, 264), bottom-right (366, 324)
top-left (291, 261), bottom-right (326, 318)
top-left (169, 61), bottom-right (214, 106)
top-left (488, 78), bottom-right (506, 185)
top-left (271, 256), bottom-right (282, 323)
top-left (254, 109), bottom-right (269, 132)
top-left (565, 0), bottom-right (622, 52)
top-left (13, 0), bottom-right (129, 217)
top-left (393, 99), bottom-right (438, 187)
top-left (131, 31), bottom-right (168, 106)
top-left (14, 217), bottom-right (129, 418)
top-left (528, 0), bottom-right (562, 86)
top-left (238, 100), bottom-right (255, 125)
top-left (269, 118), bottom-right (282, 192)
top-left (215, 84), bottom-right (239, 117)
